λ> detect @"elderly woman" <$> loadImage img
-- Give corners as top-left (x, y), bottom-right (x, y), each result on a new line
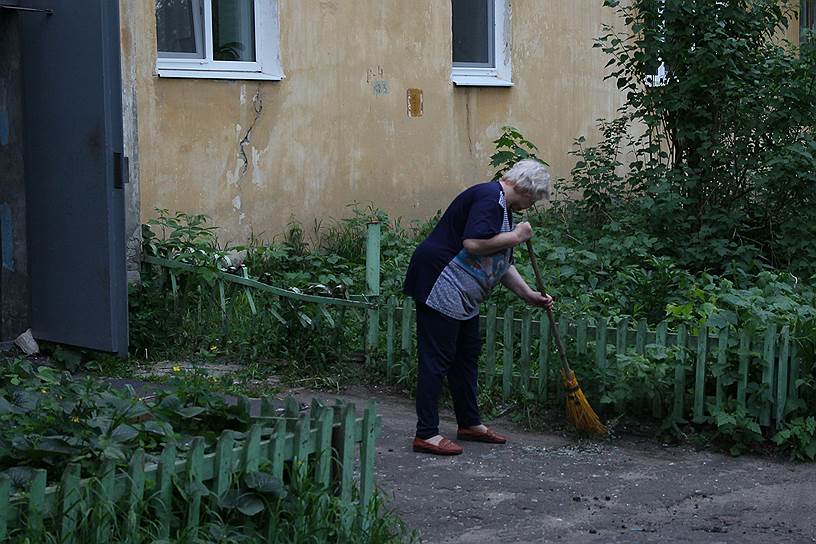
top-left (403, 159), bottom-right (555, 455)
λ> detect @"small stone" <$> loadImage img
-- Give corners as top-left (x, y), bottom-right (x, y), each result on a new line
top-left (573, 496), bottom-right (581, 502)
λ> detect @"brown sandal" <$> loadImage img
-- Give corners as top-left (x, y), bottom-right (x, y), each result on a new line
top-left (456, 427), bottom-right (507, 444)
top-left (412, 436), bottom-right (463, 455)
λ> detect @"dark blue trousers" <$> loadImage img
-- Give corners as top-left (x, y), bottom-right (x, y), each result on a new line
top-left (415, 302), bottom-right (482, 439)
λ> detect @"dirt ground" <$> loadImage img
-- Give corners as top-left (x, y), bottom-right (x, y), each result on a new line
top-left (291, 386), bottom-right (816, 544)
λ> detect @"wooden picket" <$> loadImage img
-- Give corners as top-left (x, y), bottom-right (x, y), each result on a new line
top-left (776, 326), bottom-right (790, 427)
top-left (0, 399), bottom-right (380, 542)
top-left (538, 315), bottom-right (550, 400)
top-left (0, 476), bottom-right (9, 540)
top-left (693, 324), bottom-right (708, 424)
top-left (761, 324), bottom-right (778, 427)
top-left (502, 307), bottom-right (514, 398)
top-left (485, 303), bottom-right (498, 389)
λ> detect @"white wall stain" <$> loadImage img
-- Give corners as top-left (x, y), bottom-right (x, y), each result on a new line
top-left (251, 147), bottom-right (265, 188)
top-left (232, 195), bottom-right (242, 210)
top-left (226, 161), bottom-right (242, 187)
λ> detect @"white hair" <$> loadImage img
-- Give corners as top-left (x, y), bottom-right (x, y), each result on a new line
top-left (501, 159), bottom-right (551, 200)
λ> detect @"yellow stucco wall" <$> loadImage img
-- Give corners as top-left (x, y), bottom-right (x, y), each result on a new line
top-left (123, 1), bottom-right (802, 243)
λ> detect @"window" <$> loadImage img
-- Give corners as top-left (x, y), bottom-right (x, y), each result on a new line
top-left (802, 0), bottom-right (816, 43)
top-left (645, 62), bottom-right (668, 87)
top-left (155, 0), bottom-right (283, 81)
top-left (644, 0), bottom-right (668, 88)
top-left (451, 0), bottom-right (512, 87)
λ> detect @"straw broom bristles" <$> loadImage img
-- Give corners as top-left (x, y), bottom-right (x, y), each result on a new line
top-left (562, 369), bottom-right (607, 434)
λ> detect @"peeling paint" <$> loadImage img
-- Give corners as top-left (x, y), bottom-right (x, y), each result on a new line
top-left (372, 80), bottom-right (389, 95)
top-left (232, 195), bottom-right (241, 210)
top-left (237, 87), bottom-right (264, 179)
top-left (226, 161), bottom-right (242, 187)
top-left (251, 147), bottom-right (265, 188)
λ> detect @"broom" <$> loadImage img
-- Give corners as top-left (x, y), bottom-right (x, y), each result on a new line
top-left (525, 240), bottom-right (606, 434)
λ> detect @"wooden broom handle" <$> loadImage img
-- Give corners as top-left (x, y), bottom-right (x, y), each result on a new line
top-left (525, 240), bottom-right (573, 377)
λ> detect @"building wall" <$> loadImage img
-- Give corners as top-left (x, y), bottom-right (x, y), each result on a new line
top-left (123, 1), bottom-right (625, 243)
top-left (123, 1), bottom-right (803, 244)
top-left (120, 0), bottom-right (143, 283)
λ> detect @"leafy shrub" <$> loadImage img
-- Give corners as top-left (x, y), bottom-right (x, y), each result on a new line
top-left (597, 0), bottom-right (816, 275)
top-left (597, 346), bottom-right (675, 414)
top-left (773, 417), bottom-right (816, 461)
top-left (490, 125), bottom-right (549, 180)
top-left (0, 358), bottom-right (413, 543)
top-left (708, 404), bottom-right (766, 456)
top-left (0, 358), bottom-right (250, 484)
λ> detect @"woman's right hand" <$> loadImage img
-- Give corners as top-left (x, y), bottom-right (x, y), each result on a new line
top-left (514, 222), bottom-right (533, 244)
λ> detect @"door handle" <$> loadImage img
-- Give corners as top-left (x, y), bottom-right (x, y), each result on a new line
top-left (113, 152), bottom-right (128, 189)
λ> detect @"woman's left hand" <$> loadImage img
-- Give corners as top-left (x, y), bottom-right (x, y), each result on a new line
top-left (526, 292), bottom-right (554, 310)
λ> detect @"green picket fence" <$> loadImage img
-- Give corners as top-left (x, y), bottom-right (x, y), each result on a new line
top-left (142, 223), bottom-right (806, 431)
top-left (0, 398), bottom-right (380, 543)
top-left (375, 297), bottom-right (805, 430)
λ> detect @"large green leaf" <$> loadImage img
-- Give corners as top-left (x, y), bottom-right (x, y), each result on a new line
top-left (176, 406), bottom-right (207, 418)
top-left (0, 396), bottom-right (24, 415)
top-left (110, 424), bottom-right (140, 443)
top-left (236, 493), bottom-right (266, 517)
top-left (243, 471), bottom-right (286, 498)
top-left (34, 437), bottom-right (78, 455)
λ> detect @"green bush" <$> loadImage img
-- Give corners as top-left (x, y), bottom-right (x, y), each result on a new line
top-left (596, 0), bottom-right (816, 275)
top-left (773, 417), bottom-right (816, 461)
top-left (708, 403), bottom-right (766, 456)
top-left (0, 358), bottom-right (252, 483)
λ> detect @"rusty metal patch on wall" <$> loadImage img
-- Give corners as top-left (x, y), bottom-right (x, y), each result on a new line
top-left (407, 88), bottom-right (423, 117)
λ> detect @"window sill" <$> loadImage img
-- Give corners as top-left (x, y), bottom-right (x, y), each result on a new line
top-left (157, 69), bottom-right (284, 81)
top-left (451, 75), bottom-right (513, 87)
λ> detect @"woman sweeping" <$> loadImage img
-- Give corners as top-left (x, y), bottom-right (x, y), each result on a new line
top-left (403, 159), bottom-right (554, 455)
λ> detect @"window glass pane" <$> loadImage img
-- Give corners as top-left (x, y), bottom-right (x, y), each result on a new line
top-left (452, 0), bottom-right (494, 66)
top-left (156, 0), bottom-right (204, 57)
top-left (212, 0), bottom-right (256, 62)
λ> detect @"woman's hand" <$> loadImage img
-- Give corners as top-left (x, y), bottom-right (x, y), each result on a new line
top-left (525, 291), bottom-right (554, 310)
top-left (513, 222), bottom-right (533, 244)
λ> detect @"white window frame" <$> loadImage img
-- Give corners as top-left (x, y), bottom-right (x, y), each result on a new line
top-left (644, 0), bottom-right (667, 88)
top-left (156, 0), bottom-right (283, 81)
top-left (451, 0), bottom-right (512, 87)
top-left (645, 61), bottom-right (668, 87)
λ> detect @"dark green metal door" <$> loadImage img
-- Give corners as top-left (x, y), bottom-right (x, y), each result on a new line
top-left (19, 0), bottom-right (128, 354)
